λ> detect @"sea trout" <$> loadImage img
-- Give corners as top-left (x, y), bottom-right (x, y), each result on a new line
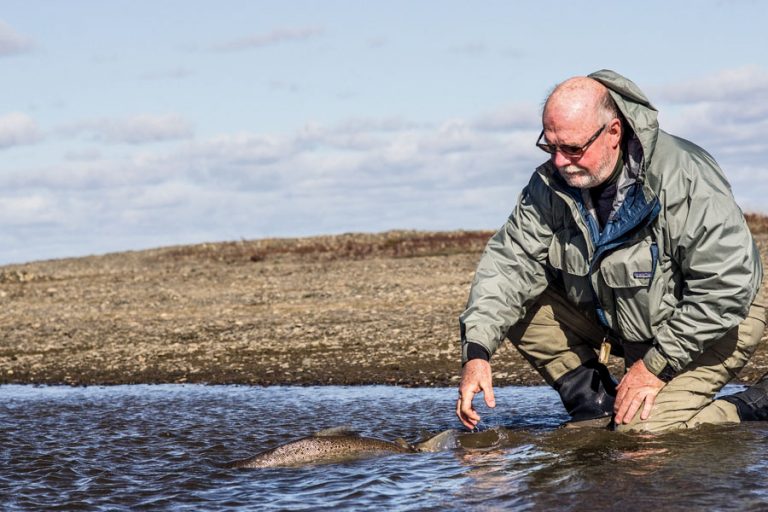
top-left (228, 428), bottom-right (413, 468)
top-left (228, 426), bottom-right (531, 469)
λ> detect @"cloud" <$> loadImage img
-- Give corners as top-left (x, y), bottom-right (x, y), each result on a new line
top-left (5, 73), bottom-right (766, 266)
top-left (473, 103), bottom-right (541, 132)
top-left (651, 65), bottom-right (768, 104)
top-left (0, 108), bottom-right (546, 264)
top-left (64, 114), bottom-right (194, 145)
top-left (140, 67), bottom-right (194, 80)
top-left (367, 36), bottom-right (387, 49)
top-left (98, 114), bottom-right (194, 144)
top-left (651, 66), bottom-right (768, 174)
top-left (449, 42), bottom-right (488, 55)
top-left (0, 112), bottom-right (40, 148)
top-left (10, 86), bottom-right (764, 265)
top-left (268, 80), bottom-right (301, 93)
top-left (0, 20), bottom-right (34, 56)
top-left (0, 193), bottom-right (58, 226)
top-left (213, 26), bottom-right (324, 52)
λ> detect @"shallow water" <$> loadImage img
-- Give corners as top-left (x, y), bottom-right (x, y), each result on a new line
top-left (1, 384), bottom-right (767, 511)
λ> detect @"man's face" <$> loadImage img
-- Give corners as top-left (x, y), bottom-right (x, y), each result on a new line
top-left (542, 118), bottom-right (617, 189)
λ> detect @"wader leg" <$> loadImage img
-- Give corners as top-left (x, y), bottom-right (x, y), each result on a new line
top-left (720, 372), bottom-right (768, 421)
top-left (616, 293), bottom-right (766, 432)
top-left (553, 359), bottom-right (617, 422)
top-left (506, 286), bottom-right (616, 424)
top-left (718, 287), bottom-right (768, 422)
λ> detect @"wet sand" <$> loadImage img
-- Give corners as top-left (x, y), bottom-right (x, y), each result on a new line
top-left (1, 224), bottom-right (767, 387)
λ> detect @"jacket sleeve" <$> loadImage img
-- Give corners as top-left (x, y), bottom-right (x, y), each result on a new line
top-left (460, 174), bottom-right (556, 364)
top-left (643, 150), bottom-right (763, 375)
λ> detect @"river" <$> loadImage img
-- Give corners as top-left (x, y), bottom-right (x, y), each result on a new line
top-left (2, 384), bottom-right (767, 511)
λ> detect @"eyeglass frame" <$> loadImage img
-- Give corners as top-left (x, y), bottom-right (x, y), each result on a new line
top-left (535, 124), bottom-right (606, 158)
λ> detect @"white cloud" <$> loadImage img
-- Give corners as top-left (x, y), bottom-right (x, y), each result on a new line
top-left (449, 42), bottom-right (488, 55)
top-left (0, 20), bottom-right (34, 56)
top-left (213, 26), bottom-right (324, 52)
top-left (140, 67), bottom-right (194, 80)
top-left (651, 66), bottom-right (768, 104)
top-left (367, 36), bottom-right (387, 49)
top-left (0, 112), bottom-right (40, 148)
top-left (652, 66), bottom-right (768, 176)
top-left (12, 79), bottom-right (767, 265)
top-left (99, 114), bottom-right (194, 144)
top-left (268, 80), bottom-right (301, 93)
top-left (0, 109), bottom-right (544, 263)
top-left (64, 114), bottom-right (194, 145)
top-left (473, 103), bottom-right (541, 132)
top-left (0, 194), bottom-right (55, 225)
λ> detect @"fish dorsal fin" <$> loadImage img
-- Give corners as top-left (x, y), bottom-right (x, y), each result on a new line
top-left (314, 426), bottom-right (357, 437)
top-left (393, 437), bottom-right (414, 451)
top-left (414, 429), bottom-right (461, 452)
top-left (417, 429), bottom-right (435, 442)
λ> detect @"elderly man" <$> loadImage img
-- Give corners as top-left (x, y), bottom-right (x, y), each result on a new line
top-left (457, 69), bottom-right (767, 432)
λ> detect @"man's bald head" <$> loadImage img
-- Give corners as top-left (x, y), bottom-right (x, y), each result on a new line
top-left (543, 77), bottom-right (617, 129)
top-left (539, 76), bottom-right (623, 189)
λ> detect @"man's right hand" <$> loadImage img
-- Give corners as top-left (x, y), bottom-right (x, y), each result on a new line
top-left (456, 358), bottom-right (496, 430)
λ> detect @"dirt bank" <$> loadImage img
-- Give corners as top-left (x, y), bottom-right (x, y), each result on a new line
top-left (1, 219), bottom-right (767, 387)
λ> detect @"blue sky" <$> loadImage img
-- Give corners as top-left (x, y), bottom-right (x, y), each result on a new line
top-left (1, 0), bottom-right (767, 264)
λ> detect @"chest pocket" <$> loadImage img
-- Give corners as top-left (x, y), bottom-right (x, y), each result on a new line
top-left (599, 238), bottom-right (658, 340)
top-left (548, 228), bottom-right (591, 304)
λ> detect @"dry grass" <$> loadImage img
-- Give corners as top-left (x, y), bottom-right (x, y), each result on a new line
top-left (746, 213), bottom-right (768, 235)
top-left (157, 230), bottom-right (495, 264)
top-left (157, 211), bottom-right (768, 265)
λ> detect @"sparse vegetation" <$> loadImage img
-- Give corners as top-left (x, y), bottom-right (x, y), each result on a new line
top-left (746, 213), bottom-right (768, 235)
top-left (158, 230), bottom-right (494, 264)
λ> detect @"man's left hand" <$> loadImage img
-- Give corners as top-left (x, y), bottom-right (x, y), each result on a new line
top-left (613, 359), bottom-right (666, 425)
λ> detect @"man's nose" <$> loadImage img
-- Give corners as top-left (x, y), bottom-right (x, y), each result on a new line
top-left (552, 150), bottom-right (577, 168)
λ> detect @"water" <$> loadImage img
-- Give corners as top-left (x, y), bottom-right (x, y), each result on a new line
top-left (2, 384), bottom-right (767, 511)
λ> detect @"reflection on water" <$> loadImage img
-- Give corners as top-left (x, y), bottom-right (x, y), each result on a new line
top-left (1, 384), bottom-right (767, 511)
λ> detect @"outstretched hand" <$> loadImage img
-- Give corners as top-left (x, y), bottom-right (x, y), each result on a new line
top-left (456, 359), bottom-right (496, 430)
top-left (614, 359), bottom-right (665, 425)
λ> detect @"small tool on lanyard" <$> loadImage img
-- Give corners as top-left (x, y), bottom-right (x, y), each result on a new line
top-left (598, 336), bottom-right (611, 365)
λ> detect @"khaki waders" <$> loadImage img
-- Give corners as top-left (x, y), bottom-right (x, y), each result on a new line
top-left (506, 285), bottom-right (767, 432)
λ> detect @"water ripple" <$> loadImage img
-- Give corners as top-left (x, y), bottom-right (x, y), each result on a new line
top-left (2, 384), bottom-right (767, 510)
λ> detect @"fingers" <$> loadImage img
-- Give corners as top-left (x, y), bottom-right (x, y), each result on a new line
top-left (614, 388), bottom-right (658, 424)
top-left (614, 378), bottom-right (629, 414)
top-left (616, 393), bottom-right (642, 425)
top-left (483, 384), bottom-right (496, 409)
top-left (456, 393), bottom-right (479, 430)
top-left (640, 393), bottom-right (656, 421)
top-left (613, 361), bottom-right (665, 425)
top-left (456, 359), bottom-right (494, 429)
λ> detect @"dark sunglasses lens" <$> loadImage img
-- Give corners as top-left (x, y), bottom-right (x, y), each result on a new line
top-left (560, 145), bottom-right (582, 157)
top-left (537, 143), bottom-right (555, 154)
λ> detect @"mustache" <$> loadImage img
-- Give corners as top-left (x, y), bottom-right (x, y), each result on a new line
top-left (558, 165), bottom-right (585, 173)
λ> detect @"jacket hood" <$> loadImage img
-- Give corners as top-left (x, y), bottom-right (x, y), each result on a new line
top-left (588, 69), bottom-right (659, 165)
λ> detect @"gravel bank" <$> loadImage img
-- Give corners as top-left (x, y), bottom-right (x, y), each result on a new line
top-left (1, 226), bottom-right (767, 387)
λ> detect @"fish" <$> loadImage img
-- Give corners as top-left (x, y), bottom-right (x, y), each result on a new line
top-left (227, 427), bottom-right (414, 469)
top-left (228, 426), bottom-right (532, 469)
top-left (413, 426), bottom-right (532, 452)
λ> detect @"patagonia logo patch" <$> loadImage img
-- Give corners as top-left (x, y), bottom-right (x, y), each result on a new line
top-left (633, 271), bottom-right (653, 279)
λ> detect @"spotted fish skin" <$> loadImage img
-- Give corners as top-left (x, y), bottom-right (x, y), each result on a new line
top-left (228, 426), bottom-right (532, 468)
top-left (229, 435), bottom-right (413, 468)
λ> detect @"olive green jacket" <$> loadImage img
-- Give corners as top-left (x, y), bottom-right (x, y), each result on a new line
top-left (460, 69), bottom-right (763, 377)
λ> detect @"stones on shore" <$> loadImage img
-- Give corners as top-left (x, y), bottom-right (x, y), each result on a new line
top-left (0, 229), bottom-right (766, 386)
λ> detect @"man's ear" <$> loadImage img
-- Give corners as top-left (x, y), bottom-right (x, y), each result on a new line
top-left (608, 117), bottom-right (623, 149)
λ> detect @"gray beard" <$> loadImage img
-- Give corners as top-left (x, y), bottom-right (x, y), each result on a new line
top-left (558, 149), bottom-right (615, 189)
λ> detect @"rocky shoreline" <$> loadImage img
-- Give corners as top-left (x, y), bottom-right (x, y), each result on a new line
top-left (1, 222), bottom-right (767, 388)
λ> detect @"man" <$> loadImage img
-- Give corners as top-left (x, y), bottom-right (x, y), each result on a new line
top-left (456, 69), bottom-right (767, 432)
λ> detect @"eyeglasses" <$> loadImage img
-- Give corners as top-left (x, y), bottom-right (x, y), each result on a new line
top-left (536, 124), bottom-right (606, 158)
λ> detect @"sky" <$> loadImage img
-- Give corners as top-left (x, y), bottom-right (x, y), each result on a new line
top-left (1, 0), bottom-right (767, 265)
